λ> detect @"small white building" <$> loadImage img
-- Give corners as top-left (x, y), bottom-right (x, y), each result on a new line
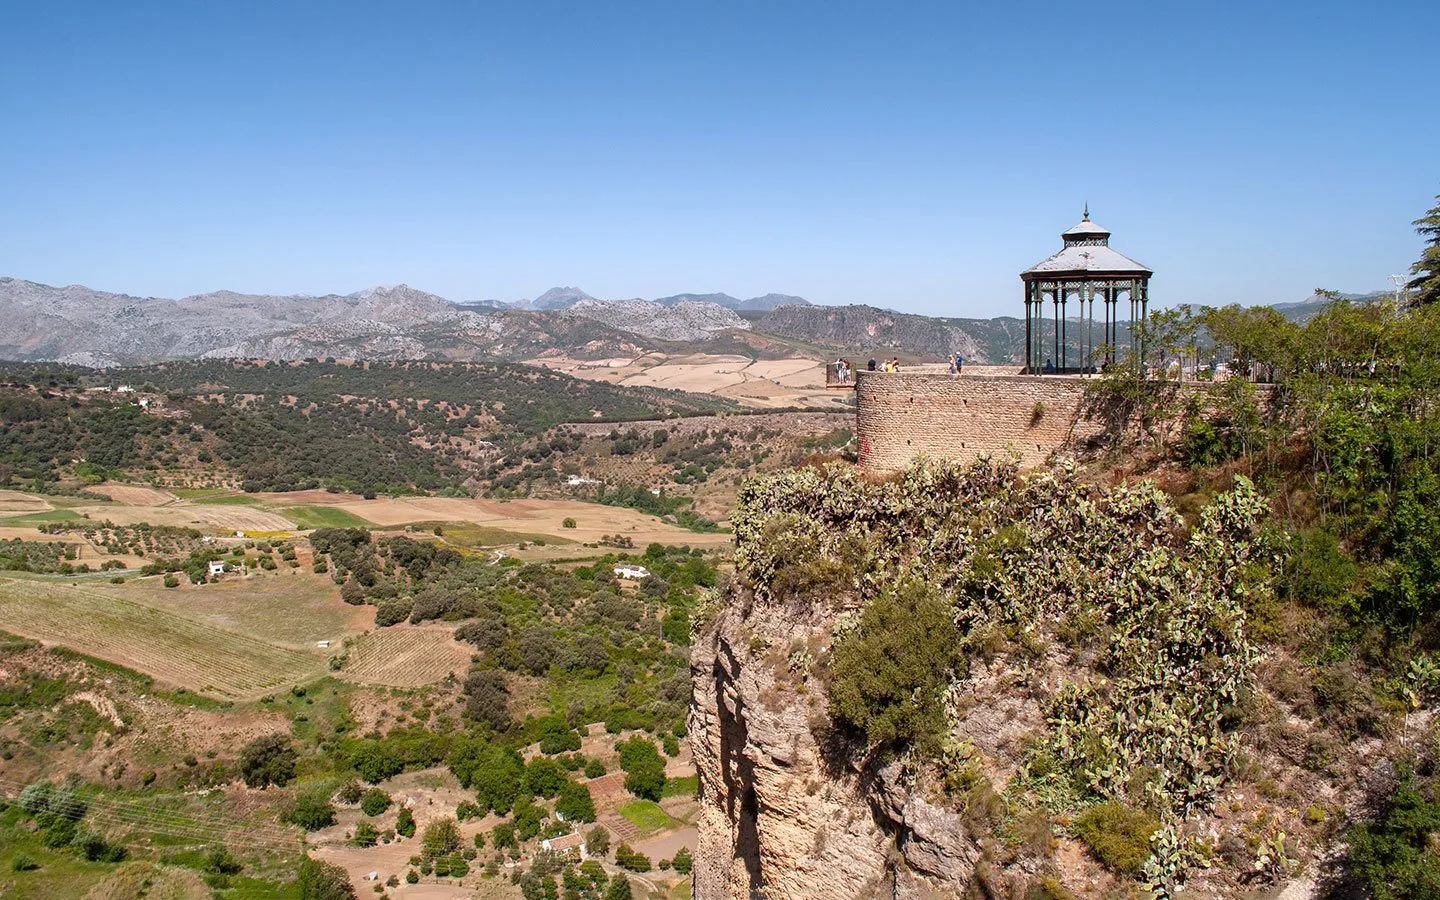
top-left (207, 561), bottom-right (226, 577)
top-left (613, 565), bottom-right (651, 580)
top-left (541, 831), bottom-right (586, 860)
top-left (566, 474), bottom-right (600, 486)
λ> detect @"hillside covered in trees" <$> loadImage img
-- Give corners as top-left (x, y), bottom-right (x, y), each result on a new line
top-left (0, 359), bottom-right (745, 495)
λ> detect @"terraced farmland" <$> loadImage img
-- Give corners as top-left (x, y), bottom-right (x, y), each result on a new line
top-left (341, 627), bottom-right (471, 687)
top-left (0, 577), bottom-right (324, 699)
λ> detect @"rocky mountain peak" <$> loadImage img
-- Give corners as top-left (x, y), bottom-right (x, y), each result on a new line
top-left (532, 286), bottom-right (597, 309)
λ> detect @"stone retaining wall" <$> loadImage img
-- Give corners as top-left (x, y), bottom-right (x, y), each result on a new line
top-left (855, 372), bottom-right (1101, 471)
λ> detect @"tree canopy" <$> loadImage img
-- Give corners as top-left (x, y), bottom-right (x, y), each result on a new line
top-left (1409, 191), bottom-right (1440, 305)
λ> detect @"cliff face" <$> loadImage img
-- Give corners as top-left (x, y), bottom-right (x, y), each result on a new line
top-left (688, 460), bottom-right (1363, 900)
top-left (690, 586), bottom-right (980, 899)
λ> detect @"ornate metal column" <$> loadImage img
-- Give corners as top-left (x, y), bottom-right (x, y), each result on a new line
top-left (1138, 278), bottom-right (1149, 368)
top-left (1052, 284), bottom-right (1061, 372)
top-left (1024, 282), bottom-right (1033, 372)
top-left (1085, 283), bottom-right (1094, 374)
top-left (1105, 282), bottom-right (1117, 362)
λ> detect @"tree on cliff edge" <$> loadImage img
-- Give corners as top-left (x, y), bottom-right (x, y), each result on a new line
top-left (1410, 192), bottom-right (1440, 305)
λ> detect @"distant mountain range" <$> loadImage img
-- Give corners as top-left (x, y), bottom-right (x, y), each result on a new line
top-left (460, 286), bottom-right (811, 312)
top-left (1269, 290), bottom-right (1391, 323)
top-left (0, 276), bottom-right (1390, 370)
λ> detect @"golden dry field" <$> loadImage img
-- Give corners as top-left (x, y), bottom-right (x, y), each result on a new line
top-left (339, 627), bottom-right (473, 688)
top-left (0, 577), bottom-right (326, 700)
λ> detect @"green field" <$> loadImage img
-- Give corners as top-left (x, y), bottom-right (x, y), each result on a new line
top-left (0, 509), bottom-right (84, 526)
top-left (278, 506), bottom-right (376, 529)
top-left (403, 520), bottom-right (576, 548)
top-left (190, 493), bottom-right (265, 506)
top-left (662, 775), bottom-right (699, 798)
top-left (0, 577), bottom-right (324, 699)
top-left (616, 799), bottom-right (675, 833)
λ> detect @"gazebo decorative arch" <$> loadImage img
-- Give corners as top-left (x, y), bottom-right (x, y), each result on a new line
top-left (1020, 207), bottom-right (1152, 374)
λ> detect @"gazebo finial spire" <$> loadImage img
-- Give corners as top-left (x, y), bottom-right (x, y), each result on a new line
top-left (1082, 202), bottom-right (1089, 221)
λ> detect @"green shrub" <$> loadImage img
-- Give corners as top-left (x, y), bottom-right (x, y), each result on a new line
top-left (421, 818), bottom-right (460, 859)
top-left (297, 855), bottom-right (354, 899)
top-left (828, 578), bottom-right (960, 751)
top-left (336, 780), bottom-right (363, 804)
top-left (562, 518), bottom-right (577, 529)
top-left (283, 792), bottom-right (337, 830)
top-left (374, 598), bottom-right (413, 627)
top-left (359, 788), bottom-right (391, 817)
top-left (11, 853), bottom-right (38, 871)
top-left (583, 758), bottom-right (606, 779)
top-left (585, 825), bottom-right (609, 856)
top-left (1283, 528), bottom-right (1356, 609)
top-left (524, 756), bottom-right (567, 798)
top-left (672, 846), bottom-right (693, 874)
top-left (1346, 771), bottom-right (1440, 899)
top-left (238, 733), bottom-right (297, 788)
top-left (206, 846), bottom-right (243, 875)
top-left (455, 800), bottom-right (482, 821)
top-left (395, 805), bottom-right (415, 837)
top-left (1073, 802), bottom-right (1159, 875)
top-left (605, 875), bottom-right (634, 900)
top-left (555, 779), bottom-right (596, 823)
top-left (616, 736), bottom-right (666, 801)
top-left (615, 843), bottom-right (651, 872)
top-left (73, 828), bottom-right (128, 862)
top-left (354, 820), bottom-right (378, 847)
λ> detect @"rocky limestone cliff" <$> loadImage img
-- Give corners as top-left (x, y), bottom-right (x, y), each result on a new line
top-left (757, 304), bottom-right (1025, 364)
top-left (691, 584), bottom-right (981, 899)
top-left (567, 299), bottom-right (749, 342)
top-left (687, 461), bottom-right (1385, 899)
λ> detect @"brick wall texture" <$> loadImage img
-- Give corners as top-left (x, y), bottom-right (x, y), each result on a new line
top-left (855, 373), bottom-right (1102, 471)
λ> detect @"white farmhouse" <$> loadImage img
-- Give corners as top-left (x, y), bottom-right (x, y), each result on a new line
top-left (541, 831), bottom-right (586, 859)
top-left (613, 564), bottom-right (650, 580)
top-left (207, 561), bottom-right (226, 577)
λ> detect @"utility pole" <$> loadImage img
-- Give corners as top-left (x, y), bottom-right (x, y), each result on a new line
top-left (1390, 274), bottom-right (1408, 305)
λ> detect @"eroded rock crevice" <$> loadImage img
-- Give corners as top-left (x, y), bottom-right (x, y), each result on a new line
top-left (690, 597), bottom-right (971, 899)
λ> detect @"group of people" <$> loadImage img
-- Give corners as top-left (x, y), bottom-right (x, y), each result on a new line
top-left (834, 354), bottom-right (969, 381)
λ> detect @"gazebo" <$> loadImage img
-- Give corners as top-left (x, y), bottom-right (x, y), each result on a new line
top-left (1020, 207), bottom-right (1152, 374)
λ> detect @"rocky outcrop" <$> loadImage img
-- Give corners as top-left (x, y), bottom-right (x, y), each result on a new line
top-left (690, 589), bottom-right (978, 899)
top-left (567, 299), bottom-right (749, 342)
top-left (757, 304), bottom-right (1024, 364)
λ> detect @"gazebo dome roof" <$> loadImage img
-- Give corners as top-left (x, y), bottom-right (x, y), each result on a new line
top-left (1022, 207), bottom-right (1151, 279)
top-left (1062, 217), bottom-right (1110, 240)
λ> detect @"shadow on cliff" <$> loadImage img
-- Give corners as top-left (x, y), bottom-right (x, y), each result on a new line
top-left (714, 640), bottom-right (764, 895)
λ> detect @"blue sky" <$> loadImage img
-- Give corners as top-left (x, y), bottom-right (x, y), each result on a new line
top-left (1, 1), bottom-right (1436, 317)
